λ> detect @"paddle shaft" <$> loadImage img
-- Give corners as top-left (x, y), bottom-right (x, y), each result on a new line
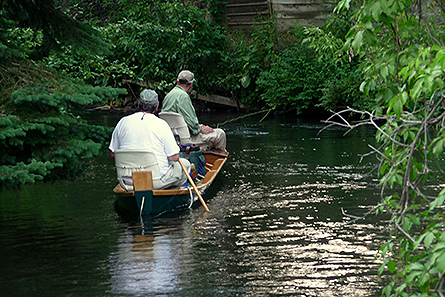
top-left (178, 158), bottom-right (210, 212)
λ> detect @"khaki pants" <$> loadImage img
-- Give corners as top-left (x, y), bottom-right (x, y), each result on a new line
top-left (157, 158), bottom-right (191, 189)
top-left (191, 128), bottom-right (226, 151)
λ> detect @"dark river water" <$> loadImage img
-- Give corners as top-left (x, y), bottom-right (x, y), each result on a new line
top-left (0, 111), bottom-right (390, 297)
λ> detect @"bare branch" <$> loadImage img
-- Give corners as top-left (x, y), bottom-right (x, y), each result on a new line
top-left (394, 218), bottom-right (416, 243)
top-left (342, 203), bottom-right (386, 225)
top-left (437, 273), bottom-right (444, 297)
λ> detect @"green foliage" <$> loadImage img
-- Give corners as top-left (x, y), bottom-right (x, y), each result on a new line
top-left (257, 44), bottom-right (327, 112)
top-left (204, 0), bottom-right (227, 24)
top-left (220, 17), bottom-right (358, 112)
top-left (255, 20), bottom-right (364, 113)
top-left (0, 63), bottom-right (125, 188)
top-left (12, 0), bottom-right (362, 113)
top-left (324, 12), bottom-right (351, 41)
top-left (99, 0), bottom-right (228, 94)
top-left (54, 0), bottom-right (126, 24)
top-left (332, 0), bottom-right (445, 294)
top-left (1, 0), bottom-right (110, 58)
top-left (0, 13), bottom-right (26, 59)
top-left (303, 26), bottom-right (345, 61)
top-left (221, 19), bottom-right (280, 107)
top-left (43, 0), bottom-right (228, 96)
top-left (317, 65), bottom-right (366, 111)
top-left (0, 9), bottom-right (125, 188)
top-left (0, 159), bottom-right (63, 187)
top-left (1, 0), bottom-right (373, 187)
top-left (6, 20), bottom-right (136, 88)
top-left (302, 12), bottom-right (352, 61)
top-left (44, 46), bottom-right (137, 86)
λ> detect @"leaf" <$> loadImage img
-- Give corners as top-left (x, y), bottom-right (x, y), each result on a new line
top-left (387, 260), bottom-right (397, 273)
top-left (378, 262), bottom-right (386, 276)
top-left (359, 81), bottom-right (367, 93)
top-left (414, 233), bottom-right (428, 250)
top-left (400, 91), bottom-right (408, 105)
top-left (378, 257), bottom-right (391, 275)
top-left (433, 139), bottom-right (444, 156)
top-left (380, 65), bottom-right (388, 78)
top-left (388, 95), bottom-right (402, 117)
top-left (429, 192), bottom-right (445, 210)
top-left (424, 232), bottom-right (436, 249)
top-left (406, 213), bottom-right (421, 226)
top-left (430, 249), bottom-right (443, 265)
top-left (409, 262), bottom-right (424, 271)
top-left (436, 252), bottom-right (445, 274)
top-left (363, 29), bottom-right (377, 47)
top-left (394, 283), bottom-right (406, 294)
top-left (241, 75), bottom-right (251, 88)
top-left (406, 271), bottom-right (422, 283)
top-left (411, 79), bottom-right (424, 99)
top-left (352, 31), bottom-right (363, 52)
top-left (382, 283), bottom-right (394, 297)
top-left (432, 242), bottom-right (445, 253)
top-left (371, 2), bottom-right (382, 21)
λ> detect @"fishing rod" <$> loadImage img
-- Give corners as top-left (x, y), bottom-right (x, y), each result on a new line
top-left (216, 107), bottom-right (275, 128)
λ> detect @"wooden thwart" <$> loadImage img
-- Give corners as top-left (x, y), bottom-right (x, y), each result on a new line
top-left (132, 171), bottom-right (154, 191)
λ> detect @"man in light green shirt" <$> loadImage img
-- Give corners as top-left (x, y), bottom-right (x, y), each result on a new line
top-left (162, 70), bottom-right (227, 151)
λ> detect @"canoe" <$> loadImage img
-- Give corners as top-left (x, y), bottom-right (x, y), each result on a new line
top-left (113, 151), bottom-right (228, 215)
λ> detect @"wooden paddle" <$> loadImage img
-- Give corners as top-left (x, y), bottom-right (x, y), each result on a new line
top-left (178, 158), bottom-right (210, 212)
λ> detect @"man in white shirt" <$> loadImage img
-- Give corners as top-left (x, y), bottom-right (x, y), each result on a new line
top-left (109, 89), bottom-right (191, 189)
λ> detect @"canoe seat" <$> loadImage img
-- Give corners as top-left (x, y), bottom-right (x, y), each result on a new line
top-left (114, 149), bottom-right (161, 191)
top-left (159, 111), bottom-right (207, 149)
top-left (158, 112), bottom-right (192, 145)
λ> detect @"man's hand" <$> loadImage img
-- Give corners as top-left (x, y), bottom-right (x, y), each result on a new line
top-left (200, 124), bottom-right (214, 134)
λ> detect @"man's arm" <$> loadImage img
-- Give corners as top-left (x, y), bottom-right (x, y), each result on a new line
top-left (109, 149), bottom-right (115, 158)
top-left (168, 153), bottom-right (179, 162)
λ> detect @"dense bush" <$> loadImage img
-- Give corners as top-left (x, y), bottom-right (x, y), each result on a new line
top-left (44, 44), bottom-right (138, 87)
top-left (105, 6), bottom-right (227, 93)
top-left (34, 1), bottom-right (362, 114)
top-left (225, 16), bottom-right (362, 114)
top-left (0, 9), bottom-right (126, 188)
top-left (257, 44), bottom-right (326, 113)
top-left (1, 59), bottom-right (126, 187)
top-left (45, 0), bottom-right (228, 99)
top-left (218, 20), bottom-right (279, 107)
top-left (1, 54), bottom-right (126, 186)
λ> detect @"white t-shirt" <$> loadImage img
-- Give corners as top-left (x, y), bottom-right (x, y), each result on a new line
top-left (109, 112), bottom-right (179, 175)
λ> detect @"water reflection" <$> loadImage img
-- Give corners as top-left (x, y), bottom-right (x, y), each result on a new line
top-left (111, 214), bottom-right (191, 296)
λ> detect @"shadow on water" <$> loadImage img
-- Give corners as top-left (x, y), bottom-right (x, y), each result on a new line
top-left (0, 112), bottom-right (391, 297)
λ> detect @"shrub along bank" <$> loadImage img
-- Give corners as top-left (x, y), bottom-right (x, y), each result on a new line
top-left (43, 1), bottom-right (363, 114)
